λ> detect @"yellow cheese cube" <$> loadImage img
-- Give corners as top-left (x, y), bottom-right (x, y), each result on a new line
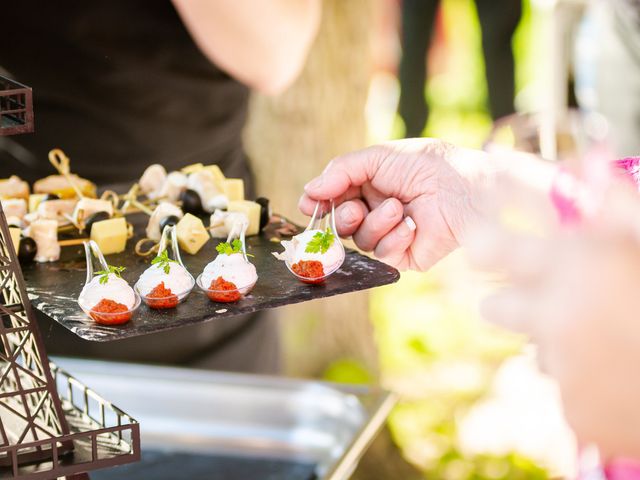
top-left (29, 194), bottom-right (47, 213)
top-left (176, 213), bottom-right (209, 255)
top-left (181, 163), bottom-right (204, 174)
top-left (90, 217), bottom-right (128, 255)
top-left (227, 200), bottom-right (260, 236)
top-left (203, 165), bottom-right (225, 182)
top-left (203, 165), bottom-right (226, 191)
top-left (8, 227), bottom-right (20, 253)
top-left (222, 179), bottom-right (245, 202)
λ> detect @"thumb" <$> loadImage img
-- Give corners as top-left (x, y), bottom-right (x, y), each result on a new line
top-left (304, 147), bottom-right (381, 200)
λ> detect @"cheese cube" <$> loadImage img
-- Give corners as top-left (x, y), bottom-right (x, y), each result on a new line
top-left (203, 165), bottom-right (225, 191)
top-left (181, 163), bottom-right (204, 174)
top-left (29, 194), bottom-right (47, 213)
top-left (227, 200), bottom-right (260, 236)
top-left (90, 217), bottom-right (128, 255)
top-left (8, 227), bottom-right (20, 253)
top-left (222, 179), bottom-right (245, 202)
top-left (176, 213), bottom-right (209, 255)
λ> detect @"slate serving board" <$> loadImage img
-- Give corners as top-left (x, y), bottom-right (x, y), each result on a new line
top-left (22, 212), bottom-right (400, 342)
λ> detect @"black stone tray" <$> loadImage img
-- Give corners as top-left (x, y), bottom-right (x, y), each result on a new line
top-left (22, 213), bottom-right (400, 342)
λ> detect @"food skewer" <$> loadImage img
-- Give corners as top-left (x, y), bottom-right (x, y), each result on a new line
top-left (48, 148), bottom-right (86, 199)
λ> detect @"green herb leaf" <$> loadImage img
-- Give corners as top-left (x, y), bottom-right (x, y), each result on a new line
top-left (95, 265), bottom-right (126, 285)
top-left (151, 249), bottom-right (177, 274)
top-left (305, 228), bottom-right (335, 254)
top-left (216, 239), bottom-right (245, 256)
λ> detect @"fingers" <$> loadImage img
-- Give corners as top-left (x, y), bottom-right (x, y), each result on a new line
top-left (352, 198), bottom-right (404, 252)
top-left (335, 199), bottom-right (368, 237)
top-left (298, 185), bottom-right (361, 216)
top-left (480, 288), bottom-right (539, 336)
top-left (373, 216), bottom-right (417, 269)
top-left (304, 147), bottom-right (380, 201)
top-left (466, 223), bottom-right (549, 282)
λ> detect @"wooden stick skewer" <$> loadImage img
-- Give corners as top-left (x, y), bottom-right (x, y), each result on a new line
top-left (48, 149), bottom-right (86, 199)
top-left (58, 238), bottom-right (88, 247)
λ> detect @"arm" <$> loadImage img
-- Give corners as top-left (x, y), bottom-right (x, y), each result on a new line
top-left (171, 0), bottom-right (321, 95)
top-left (299, 138), bottom-right (556, 271)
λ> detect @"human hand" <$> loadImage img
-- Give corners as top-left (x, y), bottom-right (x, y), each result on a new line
top-left (299, 138), bottom-right (495, 271)
top-left (470, 184), bottom-right (640, 460)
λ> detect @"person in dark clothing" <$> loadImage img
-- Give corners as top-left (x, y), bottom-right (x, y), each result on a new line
top-left (0, 0), bottom-right (320, 373)
top-left (398, 0), bottom-right (522, 137)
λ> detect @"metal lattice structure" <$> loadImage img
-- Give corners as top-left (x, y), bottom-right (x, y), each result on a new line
top-left (0, 74), bottom-right (139, 478)
top-left (0, 209), bottom-right (72, 466)
top-left (0, 207), bottom-right (140, 480)
top-left (0, 77), bottom-right (34, 136)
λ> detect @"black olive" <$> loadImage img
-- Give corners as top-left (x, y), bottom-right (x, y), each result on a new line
top-left (42, 193), bottom-right (60, 202)
top-left (18, 236), bottom-right (37, 263)
top-left (180, 189), bottom-right (203, 214)
top-left (85, 211), bottom-right (111, 234)
top-left (255, 197), bottom-right (271, 231)
top-left (159, 215), bottom-right (180, 233)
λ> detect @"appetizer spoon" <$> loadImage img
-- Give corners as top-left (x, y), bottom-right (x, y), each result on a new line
top-left (135, 224), bottom-right (195, 308)
top-left (226, 216), bottom-right (250, 261)
top-left (78, 240), bottom-right (140, 324)
top-left (83, 239), bottom-right (109, 284)
top-left (196, 218), bottom-right (257, 302)
top-left (284, 199), bottom-right (346, 283)
top-left (157, 223), bottom-right (187, 268)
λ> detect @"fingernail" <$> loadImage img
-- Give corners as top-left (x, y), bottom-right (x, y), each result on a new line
top-left (305, 177), bottom-right (323, 191)
top-left (398, 217), bottom-right (417, 238)
top-left (339, 204), bottom-right (357, 225)
top-left (398, 216), bottom-right (416, 238)
top-left (404, 216), bottom-right (417, 231)
top-left (383, 199), bottom-right (399, 218)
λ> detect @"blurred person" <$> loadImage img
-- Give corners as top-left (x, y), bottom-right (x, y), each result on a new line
top-left (576, 0), bottom-right (640, 157)
top-left (470, 180), bottom-right (640, 466)
top-left (0, 0), bottom-right (320, 373)
top-left (299, 139), bottom-right (640, 468)
top-left (398, 0), bottom-right (522, 137)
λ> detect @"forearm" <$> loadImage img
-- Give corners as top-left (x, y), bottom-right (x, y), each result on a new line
top-left (172, 0), bottom-right (321, 94)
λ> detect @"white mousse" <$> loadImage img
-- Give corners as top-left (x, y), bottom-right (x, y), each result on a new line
top-left (136, 263), bottom-right (193, 297)
top-left (79, 274), bottom-right (136, 310)
top-left (275, 229), bottom-right (344, 273)
top-left (201, 253), bottom-right (257, 290)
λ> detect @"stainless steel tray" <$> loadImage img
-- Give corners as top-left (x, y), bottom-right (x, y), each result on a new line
top-left (52, 358), bottom-right (396, 480)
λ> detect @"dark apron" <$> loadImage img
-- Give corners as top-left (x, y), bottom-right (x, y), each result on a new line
top-left (1, 1), bottom-right (279, 373)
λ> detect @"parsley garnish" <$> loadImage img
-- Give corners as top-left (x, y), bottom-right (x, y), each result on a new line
top-left (305, 228), bottom-right (335, 254)
top-left (95, 265), bottom-right (126, 285)
top-left (151, 249), bottom-right (177, 274)
top-left (216, 239), bottom-right (247, 256)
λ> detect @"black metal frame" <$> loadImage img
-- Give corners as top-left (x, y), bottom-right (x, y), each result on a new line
top-left (0, 77), bottom-right (34, 136)
top-left (0, 75), bottom-right (140, 478)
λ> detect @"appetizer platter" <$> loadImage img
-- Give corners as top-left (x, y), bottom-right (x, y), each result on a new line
top-left (4, 149), bottom-right (400, 342)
